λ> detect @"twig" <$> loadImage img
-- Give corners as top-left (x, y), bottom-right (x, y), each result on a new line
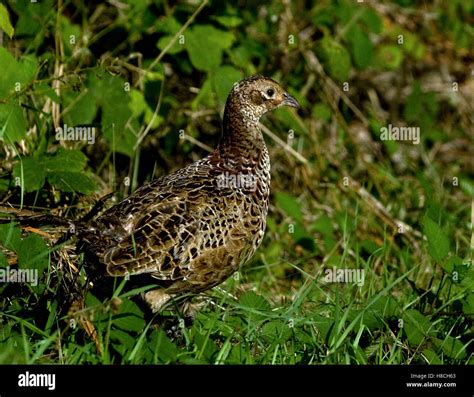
top-left (259, 122), bottom-right (308, 164)
top-left (182, 134), bottom-right (213, 153)
top-left (133, 77), bottom-right (166, 151)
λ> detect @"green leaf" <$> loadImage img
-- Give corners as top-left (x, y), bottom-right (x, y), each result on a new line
top-left (47, 171), bottom-right (96, 194)
top-left (213, 15), bottom-right (243, 28)
top-left (261, 320), bottom-right (292, 343)
top-left (113, 299), bottom-right (145, 332)
top-left (0, 104), bottom-right (27, 143)
top-left (62, 89), bottom-right (97, 126)
top-left (433, 336), bottom-right (467, 359)
top-left (0, 4), bottom-right (14, 38)
top-left (88, 71), bottom-right (136, 156)
top-left (0, 251), bottom-right (8, 267)
top-left (375, 45), bottom-right (403, 70)
top-left (41, 149), bottom-right (88, 173)
top-left (110, 329), bottom-right (135, 356)
top-left (360, 9), bottom-right (382, 33)
top-left (347, 26), bottom-right (373, 69)
top-left (192, 330), bottom-right (218, 361)
top-left (459, 178), bottom-right (474, 197)
top-left (0, 48), bottom-right (37, 99)
top-left (17, 234), bottom-right (49, 274)
top-left (149, 329), bottom-right (178, 363)
top-left (422, 216), bottom-right (450, 262)
top-left (185, 25), bottom-right (234, 72)
top-left (0, 222), bottom-right (22, 252)
top-left (275, 192), bottom-right (303, 222)
top-left (316, 38), bottom-right (351, 81)
top-left (402, 309), bottom-right (434, 346)
top-left (239, 291), bottom-right (271, 312)
top-left (157, 35), bottom-right (185, 55)
top-left (59, 15), bottom-right (81, 56)
top-left (211, 65), bottom-right (242, 106)
top-left (12, 157), bottom-right (46, 192)
top-left (155, 15), bottom-right (181, 34)
top-left (462, 293), bottom-right (474, 315)
top-left (422, 348), bottom-right (442, 364)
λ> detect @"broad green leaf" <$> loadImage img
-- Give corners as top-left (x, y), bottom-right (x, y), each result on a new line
top-left (402, 309), bottom-right (434, 346)
top-left (360, 9), bottom-right (382, 33)
top-left (462, 293), bottom-right (474, 315)
top-left (12, 157), bottom-right (46, 192)
top-left (422, 348), bottom-right (442, 364)
top-left (113, 299), bottom-right (145, 332)
top-left (110, 329), bottom-right (135, 356)
top-left (433, 336), bottom-right (467, 359)
top-left (239, 291), bottom-right (271, 312)
top-left (62, 89), bottom-right (97, 126)
top-left (47, 171), bottom-right (96, 194)
top-left (0, 222), bottom-right (22, 252)
top-left (347, 26), bottom-right (373, 69)
top-left (213, 15), bottom-right (243, 28)
top-left (375, 45), bottom-right (403, 70)
top-left (88, 72), bottom-right (136, 156)
top-left (211, 65), bottom-right (242, 106)
top-left (185, 25), bottom-right (234, 72)
top-left (192, 330), bottom-right (218, 360)
top-left (460, 178), bottom-right (474, 197)
top-left (0, 252), bottom-right (8, 267)
top-left (59, 15), bottom-right (81, 56)
top-left (157, 34), bottom-right (185, 55)
top-left (149, 329), bottom-right (178, 363)
top-left (422, 216), bottom-right (450, 262)
top-left (0, 48), bottom-right (37, 99)
top-left (261, 320), bottom-right (292, 343)
top-left (17, 234), bottom-right (49, 273)
top-left (0, 104), bottom-right (27, 143)
top-left (0, 4), bottom-right (14, 38)
top-left (155, 15), bottom-right (181, 34)
top-left (316, 38), bottom-right (351, 81)
top-left (41, 149), bottom-right (88, 173)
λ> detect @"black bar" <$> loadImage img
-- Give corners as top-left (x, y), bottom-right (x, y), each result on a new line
top-left (0, 365), bottom-right (472, 395)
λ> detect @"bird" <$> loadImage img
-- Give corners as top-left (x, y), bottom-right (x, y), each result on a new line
top-left (77, 75), bottom-right (300, 313)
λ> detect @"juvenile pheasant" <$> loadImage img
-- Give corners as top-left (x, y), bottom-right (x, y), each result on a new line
top-left (78, 76), bottom-right (299, 312)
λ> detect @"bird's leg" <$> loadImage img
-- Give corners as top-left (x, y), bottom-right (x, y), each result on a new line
top-left (144, 289), bottom-right (173, 313)
top-left (179, 299), bottom-right (207, 320)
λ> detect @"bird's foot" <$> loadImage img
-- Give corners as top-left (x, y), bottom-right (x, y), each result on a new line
top-left (180, 298), bottom-right (208, 320)
top-left (144, 289), bottom-right (172, 313)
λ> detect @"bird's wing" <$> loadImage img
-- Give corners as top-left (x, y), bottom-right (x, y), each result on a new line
top-left (99, 177), bottom-right (246, 282)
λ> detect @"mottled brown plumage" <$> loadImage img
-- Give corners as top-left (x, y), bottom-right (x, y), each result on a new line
top-left (78, 76), bottom-right (299, 312)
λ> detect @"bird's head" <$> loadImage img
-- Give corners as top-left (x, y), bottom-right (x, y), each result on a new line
top-left (227, 75), bottom-right (300, 123)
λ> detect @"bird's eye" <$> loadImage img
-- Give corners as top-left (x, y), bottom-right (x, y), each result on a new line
top-left (266, 88), bottom-right (274, 97)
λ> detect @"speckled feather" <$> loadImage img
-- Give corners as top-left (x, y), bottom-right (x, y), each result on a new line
top-left (78, 75), bottom-right (299, 310)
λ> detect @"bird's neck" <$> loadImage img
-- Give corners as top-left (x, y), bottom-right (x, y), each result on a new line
top-left (215, 104), bottom-right (268, 171)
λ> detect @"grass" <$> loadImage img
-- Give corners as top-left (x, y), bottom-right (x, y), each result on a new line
top-left (0, 206), bottom-right (471, 364)
top-left (0, 0), bottom-right (472, 366)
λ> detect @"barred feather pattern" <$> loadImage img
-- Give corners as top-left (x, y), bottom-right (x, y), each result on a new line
top-left (78, 75), bottom-right (298, 300)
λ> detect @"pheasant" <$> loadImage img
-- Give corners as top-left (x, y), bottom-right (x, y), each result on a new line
top-left (78, 75), bottom-right (300, 313)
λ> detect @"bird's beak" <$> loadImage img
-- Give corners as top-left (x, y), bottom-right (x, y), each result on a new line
top-left (282, 93), bottom-right (300, 108)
